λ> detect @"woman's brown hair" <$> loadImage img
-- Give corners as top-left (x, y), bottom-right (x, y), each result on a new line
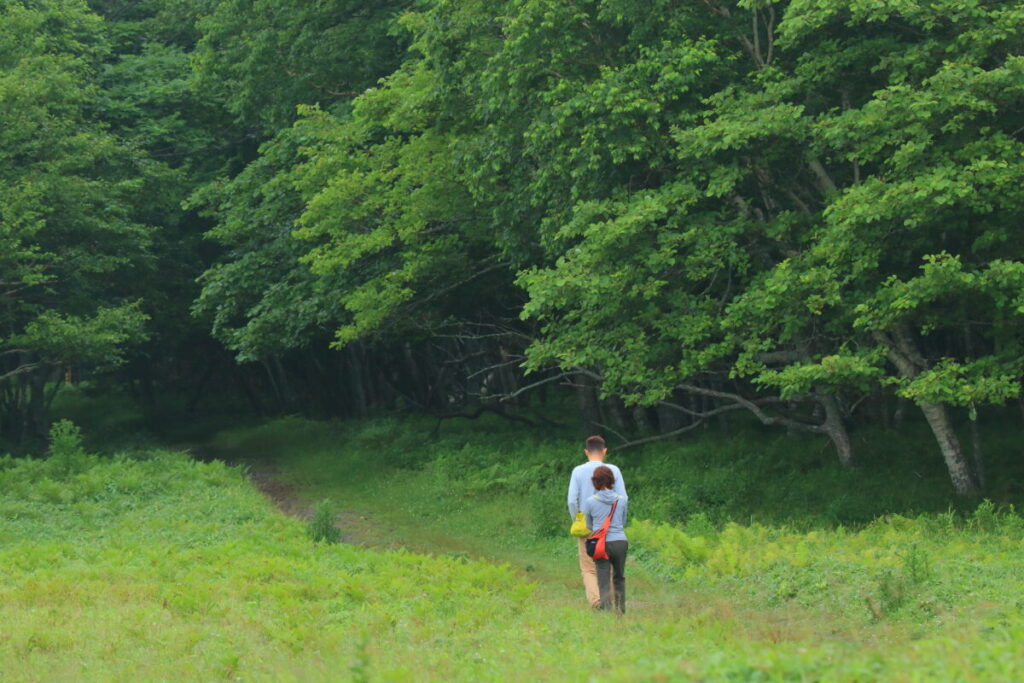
top-left (591, 465), bottom-right (615, 491)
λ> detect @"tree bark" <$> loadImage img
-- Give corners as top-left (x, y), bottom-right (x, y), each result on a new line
top-left (970, 413), bottom-right (987, 493)
top-left (893, 396), bottom-right (909, 427)
top-left (347, 344), bottom-right (368, 419)
top-left (632, 405), bottom-right (655, 435)
top-left (818, 393), bottom-right (854, 468)
top-left (235, 367), bottom-right (265, 416)
top-left (602, 396), bottom-right (632, 433)
top-left (919, 402), bottom-right (979, 496)
top-left (873, 326), bottom-right (980, 497)
top-left (27, 368), bottom-right (47, 438)
top-left (656, 402), bottom-right (687, 435)
top-left (576, 370), bottom-right (602, 436)
top-left (188, 359), bottom-right (217, 413)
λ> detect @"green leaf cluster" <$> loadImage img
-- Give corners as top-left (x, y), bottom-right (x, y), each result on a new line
top-left (0, 0), bottom-right (153, 421)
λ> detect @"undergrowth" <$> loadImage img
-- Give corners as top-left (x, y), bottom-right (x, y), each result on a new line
top-left (3, 417), bottom-right (1024, 680)
top-left (201, 416), bottom-right (1024, 676)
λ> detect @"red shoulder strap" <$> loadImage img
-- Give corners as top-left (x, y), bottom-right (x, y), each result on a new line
top-left (598, 500), bottom-right (618, 533)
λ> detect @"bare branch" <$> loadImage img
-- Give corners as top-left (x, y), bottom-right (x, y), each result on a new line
top-left (466, 358), bottom-right (523, 380)
top-left (594, 421), bottom-right (630, 445)
top-left (752, 9), bottom-right (761, 66)
top-left (498, 371), bottom-right (573, 401)
top-left (701, 0), bottom-right (731, 17)
top-left (615, 420), bottom-right (710, 449)
top-left (676, 382), bottom-right (828, 434)
top-left (808, 158), bottom-right (838, 195)
top-left (570, 367), bottom-right (835, 437)
top-left (0, 362), bottom-right (42, 383)
top-left (413, 260), bottom-right (510, 308)
top-left (657, 396), bottom-right (781, 419)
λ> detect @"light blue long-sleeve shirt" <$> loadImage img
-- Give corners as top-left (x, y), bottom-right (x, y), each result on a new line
top-left (567, 460), bottom-right (626, 519)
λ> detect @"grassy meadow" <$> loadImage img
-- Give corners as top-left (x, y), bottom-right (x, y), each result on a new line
top-left (3, 412), bottom-right (1024, 680)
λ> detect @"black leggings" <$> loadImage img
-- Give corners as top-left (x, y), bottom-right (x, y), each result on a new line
top-left (595, 540), bottom-right (627, 613)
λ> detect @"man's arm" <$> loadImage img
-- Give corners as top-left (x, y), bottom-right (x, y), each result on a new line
top-left (567, 468), bottom-right (580, 519)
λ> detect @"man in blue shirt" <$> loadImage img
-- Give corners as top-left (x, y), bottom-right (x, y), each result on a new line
top-left (567, 435), bottom-right (627, 607)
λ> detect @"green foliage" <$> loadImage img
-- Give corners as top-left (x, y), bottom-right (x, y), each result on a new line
top-left (307, 499), bottom-right (341, 544)
top-left (189, 126), bottom-right (331, 360)
top-left (7, 0), bottom-right (1024, 515)
top-left (0, 0), bottom-right (158, 437)
top-left (872, 544), bottom-right (933, 617)
top-left (47, 420), bottom-right (93, 476)
top-left (7, 415), bottom-right (1024, 679)
top-left (1, 440), bottom-right (543, 680)
top-left (191, 415), bottom-right (1024, 679)
top-left (178, 0), bottom-right (1024, 497)
top-left (191, 0), bottom-right (410, 132)
top-left (18, 305), bottom-right (149, 367)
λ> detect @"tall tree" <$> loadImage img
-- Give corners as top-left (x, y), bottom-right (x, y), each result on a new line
top-left (0, 0), bottom-right (150, 438)
top-left (519, 0), bottom-right (1024, 493)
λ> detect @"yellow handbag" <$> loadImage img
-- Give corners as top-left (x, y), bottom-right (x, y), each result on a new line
top-left (570, 512), bottom-right (592, 537)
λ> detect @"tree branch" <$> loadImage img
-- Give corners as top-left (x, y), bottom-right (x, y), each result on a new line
top-left (675, 382), bottom-right (829, 434)
top-left (808, 159), bottom-right (838, 195)
top-left (614, 418), bottom-right (711, 450)
top-left (0, 362), bottom-right (42, 383)
top-left (498, 371), bottom-right (573, 401)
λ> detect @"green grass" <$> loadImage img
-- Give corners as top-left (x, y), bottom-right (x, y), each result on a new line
top-left (201, 415), bottom-right (1024, 679)
top-left (3, 414), bottom-right (1024, 680)
top-left (1, 438), bottom-right (536, 680)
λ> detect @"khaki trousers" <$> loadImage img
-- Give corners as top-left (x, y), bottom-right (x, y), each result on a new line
top-left (577, 537), bottom-right (600, 606)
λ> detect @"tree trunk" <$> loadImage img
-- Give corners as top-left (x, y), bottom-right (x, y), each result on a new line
top-left (271, 356), bottom-right (295, 409)
top-left (45, 366), bottom-right (64, 410)
top-left (656, 402), bottom-right (686, 435)
top-left (632, 405), bottom-right (655, 434)
top-left (818, 394), bottom-right (854, 467)
top-left (236, 367), bottom-right (265, 416)
top-left (347, 344), bottom-right (368, 419)
top-left (970, 413), bottom-right (987, 493)
top-left (919, 402), bottom-right (980, 497)
top-left (877, 392), bottom-right (892, 430)
top-left (602, 396), bottom-right (632, 433)
top-left (576, 370), bottom-right (602, 436)
top-left (188, 359), bottom-right (217, 413)
top-left (893, 396), bottom-right (909, 427)
top-left (402, 342), bottom-right (424, 406)
top-left (874, 326), bottom-right (980, 497)
top-left (27, 369), bottom-right (48, 439)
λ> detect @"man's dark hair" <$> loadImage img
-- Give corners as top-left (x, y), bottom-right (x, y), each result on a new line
top-left (591, 465), bottom-right (615, 490)
top-left (585, 435), bottom-right (606, 452)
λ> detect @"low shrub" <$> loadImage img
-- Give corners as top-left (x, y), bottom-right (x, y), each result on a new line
top-left (308, 499), bottom-right (342, 544)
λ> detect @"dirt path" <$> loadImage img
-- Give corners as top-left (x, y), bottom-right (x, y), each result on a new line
top-left (249, 469), bottom-right (384, 547)
top-left (248, 467), bottom-right (482, 559)
top-left (192, 439), bottom-right (921, 650)
top-left (248, 465), bottom-right (667, 613)
top-left (243, 460), bottom-right (903, 643)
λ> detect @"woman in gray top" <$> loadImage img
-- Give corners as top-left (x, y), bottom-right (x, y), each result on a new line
top-left (582, 465), bottom-right (628, 614)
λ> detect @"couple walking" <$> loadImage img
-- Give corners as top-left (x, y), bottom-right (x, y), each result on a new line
top-left (567, 435), bottom-right (628, 614)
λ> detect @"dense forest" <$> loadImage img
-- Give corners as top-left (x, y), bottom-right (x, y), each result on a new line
top-left (3, 0), bottom-right (1024, 497)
